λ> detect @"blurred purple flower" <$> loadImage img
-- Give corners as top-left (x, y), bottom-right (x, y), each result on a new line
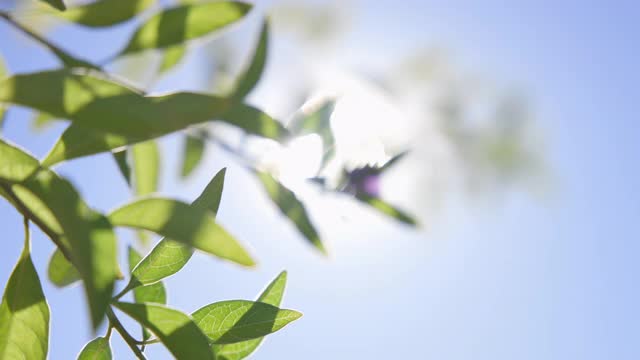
top-left (345, 166), bottom-right (381, 197)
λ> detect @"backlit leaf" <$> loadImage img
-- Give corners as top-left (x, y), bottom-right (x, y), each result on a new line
top-left (128, 246), bottom-right (167, 341)
top-left (47, 248), bottom-right (81, 288)
top-left (214, 271), bottom-right (287, 360)
top-left (112, 149), bottom-right (131, 185)
top-left (114, 302), bottom-right (213, 360)
top-left (129, 169), bottom-right (226, 288)
top-left (109, 197), bottom-right (253, 266)
top-left (192, 300), bottom-right (301, 344)
top-left (288, 98), bottom-right (336, 170)
top-left (41, 95), bottom-right (285, 165)
top-left (159, 46), bottom-right (187, 74)
top-left (232, 20), bottom-right (269, 100)
top-left (221, 104), bottom-right (287, 141)
top-left (60, 0), bottom-right (154, 28)
top-left (77, 337), bottom-right (111, 360)
top-left (31, 112), bottom-right (58, 132)
top-left (0, 139), bottom-right (40, 182)
top-left (5, 153), bottom-right (119, 328)
top-left (0, 69), bottom-right (140, 121)
top-left (0, 223), bottom-right (50, 360)
top-left (257, 172), bottom-right (325, 253)
top-left (181, 134), bottom-right (205, 178)
top-left (120, 1), bottom-right (252, 56)
top-left (355, 193), bottom-right (418, 226)
top-left (132, 140), bottom-right (160, 195)
top-left (40, 0), bottom-right (66, 11)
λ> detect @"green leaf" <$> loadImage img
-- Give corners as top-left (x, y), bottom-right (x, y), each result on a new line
top-left (132, 140), bottom-right (160, 195)
top-left (114, 302), bottom-right (214, 360)
top-left (0, 70), bottom-right (286, 164)
top-left (181, 134), bottom-right (206, 178)
top-left (112, 149), bottom-right (131, 185)
top-left (0, 139), bottom-right (40, 182)
top-left (221, 104), bottom-right (287, 141)
top-left (128, 169), bottom-right (226, 288)
top-left (127, 247), bottom-right (167, 305)
top-left (128, 246), bottom-right (167, 341)
top-left (232, 20), bottom-right (269, 100)
top-left (109, 197), bottom-right (254, 266)
top-left (159, 46), bottom-right (187, 74)
top-left (40, 0), bottom-right (66, 11)
top-left (192, 300), bottom-right (301, 344)
top-left (0, 223), bottom-right (50, 360)
top-left (0, 69), bottom-right (140, 121)
top-left (60, 0), bottom-right (154, 28)
top-left (257, 172), bottom-right (325, 254)
top-left (47, 248), bottom-right (81, 288)
top-left (41, 93), bottom-right (285, 165)
top-left (355, 193), bottom-right (418, 226)
top-left (214, 271), bottom-right (287, 360)
top-left (77, 337), bottom-right (111, 360)
top-left (31, 112), bottom-right (58, 132)
top-left (120, 1), bottom-right (252, 56)
top-left (10, 167), bottom-right (118, 329)
top-left (288, 98), bottom-right (336, 170)
top-left (255, 271), bottom-right (288, 306)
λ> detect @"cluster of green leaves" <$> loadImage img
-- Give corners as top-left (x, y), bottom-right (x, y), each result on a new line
top-left (0, 1), bottom-right (304, 359)
top-left (1, 0), bottom-right (417, 358)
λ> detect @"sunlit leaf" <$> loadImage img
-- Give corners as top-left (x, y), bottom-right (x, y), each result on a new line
top-left (128, 246), bottom-right (167, 342)
top-left (112, 149), bottom-right (131, 185)
top-left (41, 96), bottom-right (285, 165)
top-left (0, 223), bottom-right (50, 360)
top-left (77, 337), bottom-right (111, 360)
top-left (181, 134), bottom-right (205, 178)
top-left (132, 140), bottom-right (160, 195)
top-left (31, 112), bottom-right (58, 132)
top-left (214, 271), bottom-right (287, 360)
top-left (114, 302), bottom-right (214, 360)
top-left (379, 151), bottom-right (408, 172)
top-left (109, 197), bottom-right (254, 266)
top-left (128, 169), bottom-right (226, 289)
top-left (120, 1), bottom-right (252, 56)
top-left (232, 20), bottom-right (269, 100)
top-left (0, 69), bottom-right (140, 121)
top-left (257, 172), bottom-right (325, 253)
top-left (0, 139), bottom-right (40, 182)
top-left (60, 0), bottom-right (154, 28)
top-left (192, 300), bottom-right (301, 344)
top-left (288, 98), bottom-right (336, 170)
top-left (47, 248), bottom-right (81, 288)
top-left (127, 247), bottom-right (167, 305)
top-left (0, 70), bottom-right (286, 163)
top-left (159, 46), bottom-right (187, 74)
top-left (6, 156), bottom-right (119, 328)
top-left (355, 193), bottom-right (417, 226)
top-left (40, 0), bottom-right (66, 11)
top-left (221, 104), bottom-right (287, 140)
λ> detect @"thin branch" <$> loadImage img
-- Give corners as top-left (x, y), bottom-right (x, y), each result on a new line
top-left (0, 12), bottom-right (97, 69)
top-left (107, 307), bottom-right (147, 360)
top-left (0, 182), bottom-right (74, 263)
top-left (135, 338), bottom-right (160, 345)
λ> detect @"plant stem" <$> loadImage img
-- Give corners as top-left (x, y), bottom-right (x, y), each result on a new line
top-left (0, 12), bottom-right (92, 68)
top-left (107, 307), bottom-right (147, 360)
top-left (0, 182), bottom-right (75, 263)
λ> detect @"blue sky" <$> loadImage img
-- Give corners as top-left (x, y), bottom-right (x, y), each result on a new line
top-left (1, 0), bottom-right (639, 359)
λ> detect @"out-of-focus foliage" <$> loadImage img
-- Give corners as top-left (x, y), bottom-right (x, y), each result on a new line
top-left (0, 0), bottom-right (543, 358)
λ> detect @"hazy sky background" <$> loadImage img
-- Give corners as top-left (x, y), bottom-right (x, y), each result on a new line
top-left (0, 0), bottom-right (638, 359)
